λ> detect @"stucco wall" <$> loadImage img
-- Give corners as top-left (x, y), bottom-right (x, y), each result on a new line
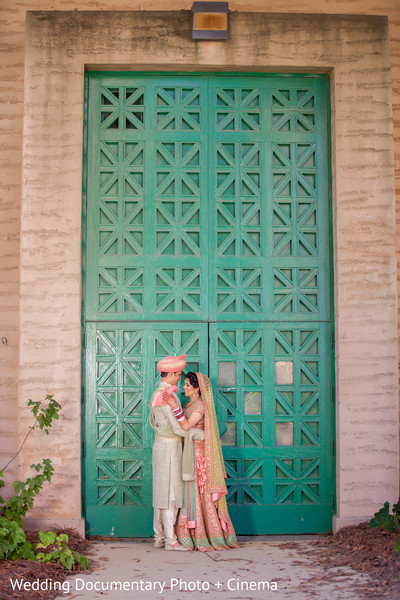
top-left (0, 1), bottom-right (399, 534)
top-left (15, 9), bottom-right (397, 534)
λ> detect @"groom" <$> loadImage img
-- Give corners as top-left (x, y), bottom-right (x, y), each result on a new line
top-left (149, 354), bottom-right (204, 551)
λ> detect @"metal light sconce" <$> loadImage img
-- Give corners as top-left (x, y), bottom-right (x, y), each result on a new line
top-left (191, 2), bottom-right (229, 41)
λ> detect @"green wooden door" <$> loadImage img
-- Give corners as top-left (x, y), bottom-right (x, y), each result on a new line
top-left (83, 73), bottom-right (333, 536)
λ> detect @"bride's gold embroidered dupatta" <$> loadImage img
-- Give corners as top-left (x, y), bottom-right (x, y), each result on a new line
top-left (176, 372), bottom-right (238, 551)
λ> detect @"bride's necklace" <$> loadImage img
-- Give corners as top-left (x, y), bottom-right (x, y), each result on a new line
top-left (187, 392), bottom-right (201, 405)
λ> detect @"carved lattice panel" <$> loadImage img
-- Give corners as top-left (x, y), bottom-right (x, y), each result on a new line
top-left (86, 76), bottom-right (208, 321)
top-left (210, 85), bottom-right (266, 321)
top-left (213, 326), bottom-right (265, 452)
top-left (88, 75), bottom-right (330, 324)
top-left (156, 87), bottom-right (202, 131)
top-left (216, 142), bottom-right (261, 200)
top-left (98, 141), bottom-right (144, 256)
top-left (216, 142), bottom-right (262, 257)
top-left (84, 322), bottom-right (208, 536)
top-left (100, 86), bottom-right (145, 131)
top-left (272, 142), bottom-right (318, 258)
top-left (155, 267), bottom-right (202, 315)
top-left (208, 78), bottom-right (330, 323)
top-left (97, 460), bottom-right (144, 506)
top-left (274, 327), bottom-right (321, 448)
top-left (215, 87), bottom-right (261, 131)
top-left (275, 458), bottom-right (321, 504)
top-left (210, 321), bottom-right (333, 532)
top-left (99, 140), bottom-right (144, 198)
top-left (155, 142), bottom-right (202, 262)
top-left (273, 268), bottom-right (319, 314)
top-left (156, 142), bottom-right (201, 199)
top-left (225, 459), bottom-right (264, 505)
top-left (95, 328), bottom-right (144, 450)
top-left (271, 88), bottom-right (316, 133)
top-left (216, 268), bottom-right (262, 315)
top-left (97, 267), bottom-right (144, 314)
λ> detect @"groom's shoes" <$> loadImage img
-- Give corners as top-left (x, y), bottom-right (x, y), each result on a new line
top-left (154, 540), bottom-right (165, 549)
top-left (165, 542), bottom-right (189, 552)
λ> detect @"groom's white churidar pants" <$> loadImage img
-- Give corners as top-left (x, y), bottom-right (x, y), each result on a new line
top-left (153, 471), bottom-right (179, 545)
top-left (153, 503), bottom-right (178, 546)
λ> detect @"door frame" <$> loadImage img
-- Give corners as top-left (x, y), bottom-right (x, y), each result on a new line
top-left (81, 70), bottom-right (336, 535)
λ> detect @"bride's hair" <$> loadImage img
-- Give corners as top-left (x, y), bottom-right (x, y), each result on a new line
top-left (185, 371), bottom-right (200, 391)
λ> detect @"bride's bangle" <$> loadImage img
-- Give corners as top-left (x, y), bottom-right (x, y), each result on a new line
top-left (173, 406), bottom-right (184, 421)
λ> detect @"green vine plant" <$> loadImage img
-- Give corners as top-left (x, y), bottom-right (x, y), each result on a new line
top-left (0, 395), bottom-right (90, 568)
top-left (36, 531), bottom-right (90, 570)
top-left (0, 395), bottom-right (61, 525)
top-left (369, 501), bottom-right (400, 553)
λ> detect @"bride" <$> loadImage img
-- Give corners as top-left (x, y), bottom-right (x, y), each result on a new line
top-left (165, 372), bottom-right (238, 551)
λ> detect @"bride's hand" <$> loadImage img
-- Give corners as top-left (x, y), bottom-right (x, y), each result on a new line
top-left (163, 393), bottom-right (178, 409)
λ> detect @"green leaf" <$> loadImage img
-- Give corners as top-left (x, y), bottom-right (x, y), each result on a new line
top-left (39, 530), bottom-right (56, 547)
top-left (0, 516), bottom-right (35, 560)
top-left (13, 481), bottom-right (24, 494)
top-left (392, 501), bottom-right (400, 516)
top-left (13, 528), bottom-right (26, 545)
top-left (36, 552), bottom-right (52, 563)
top-left (17, 541), bottom-right (36, 560)
top-left (34, 532), bottom-right (89, 571)
top-left (74, 552), bottom-right (91, 570)
top-left (369, 502), bottom-right (397, 532)
top-left (60, 553), bottom-right (74, 569)
top-left (57, 534), bottom-right (69, 544)
top-left (0, 396), bottom-right (62, 560)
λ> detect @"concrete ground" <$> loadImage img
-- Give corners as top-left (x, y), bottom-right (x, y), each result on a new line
top-left (54, 536), bottom-right (374, 600)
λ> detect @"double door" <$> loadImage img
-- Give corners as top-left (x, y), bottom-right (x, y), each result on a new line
top-left (83, 72), bottom-right (334, 535)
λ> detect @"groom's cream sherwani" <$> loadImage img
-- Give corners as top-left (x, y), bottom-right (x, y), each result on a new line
top-left (149, 381), bottom-right (186, 509)
top-left (149, 381), bottom-right (204, 546)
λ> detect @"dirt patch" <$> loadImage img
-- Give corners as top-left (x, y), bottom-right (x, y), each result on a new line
top-left (279, 522), bottom-right (400, 599)
top-left (0, 529), bottom-right (94, 600)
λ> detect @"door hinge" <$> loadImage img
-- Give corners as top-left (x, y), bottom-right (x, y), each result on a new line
top-left (82, 441), bottom-right (85, 459)
top-left (82, 494), bottom-right (85, 513)
top-left (82, 332), bottom-right (86, 349)
top-left (332, 439), bottom-right (335, 457)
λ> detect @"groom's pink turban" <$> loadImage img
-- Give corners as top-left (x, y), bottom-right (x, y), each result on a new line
top-left (157, 354), bottom-right (187, 373)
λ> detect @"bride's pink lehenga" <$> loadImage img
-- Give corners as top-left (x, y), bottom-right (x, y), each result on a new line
top-left (176, 373), bottom-right (239, 551)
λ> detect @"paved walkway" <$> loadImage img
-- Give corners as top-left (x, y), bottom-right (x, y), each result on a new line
top-left (52, 536), bottom-right (374, 600)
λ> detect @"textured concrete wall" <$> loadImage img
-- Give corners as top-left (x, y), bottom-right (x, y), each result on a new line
top-left (0, 1), bottom-right (399, 533)
top-left (17, 10), bottom-right (397, 533)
